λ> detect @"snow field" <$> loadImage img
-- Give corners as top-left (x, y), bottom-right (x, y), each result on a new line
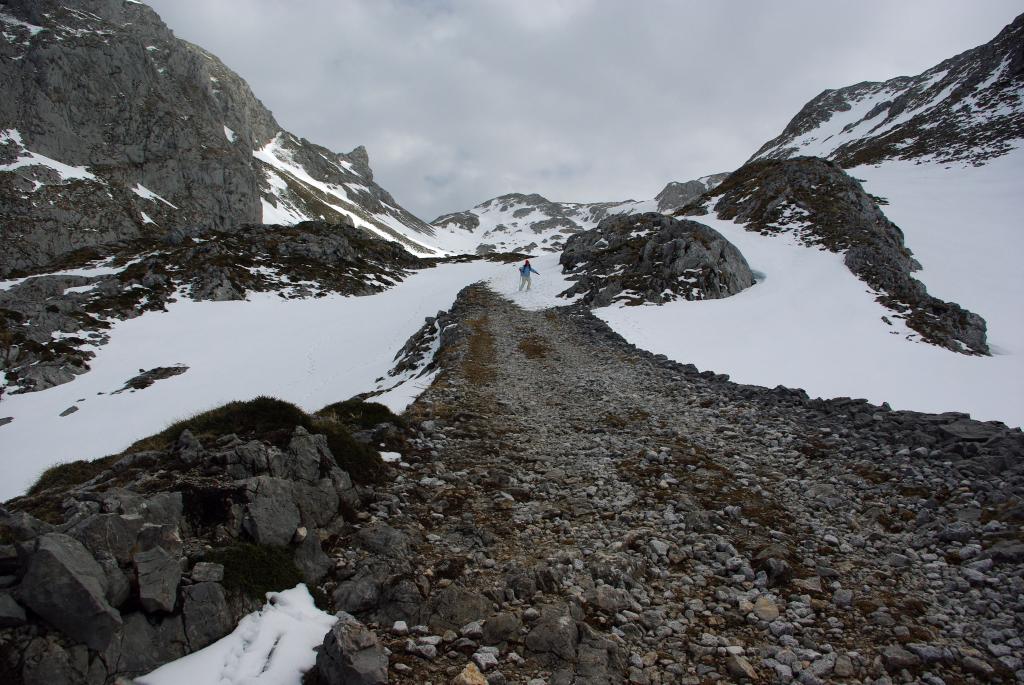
top-left (598, 152), bottom-right (1024, 427)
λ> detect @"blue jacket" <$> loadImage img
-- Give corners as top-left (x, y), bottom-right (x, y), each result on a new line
top-left (519, 265), bottom-right (539, 277)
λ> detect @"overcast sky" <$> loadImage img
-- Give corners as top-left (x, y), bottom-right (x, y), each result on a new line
top-left (146, 0), bottom-right (1022, 221)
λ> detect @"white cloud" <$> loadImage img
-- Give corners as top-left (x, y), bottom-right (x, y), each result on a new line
top-left (146, 0), bottom-right (1023, 220)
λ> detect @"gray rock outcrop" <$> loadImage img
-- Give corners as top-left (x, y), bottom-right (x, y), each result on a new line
top-left (682, 156), bottom-right (989, 354)
top-left (18, 533), bottom-right (122, 650)
top-left (559, 212), bottom-right (755, 306)
top-left (316, 612), bottom-right (389, 685)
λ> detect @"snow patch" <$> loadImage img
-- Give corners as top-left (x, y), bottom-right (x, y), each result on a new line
top-left (0, 130), bottom-right (101, 183)
top-left (132, 183), bottom-right (179, 208)
top-left (223, 125), bottom-right (237, 143)
top-left (137, 585), bottom-right (334, 685)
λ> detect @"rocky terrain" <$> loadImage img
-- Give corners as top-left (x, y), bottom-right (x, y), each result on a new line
top-left (558, 213), bottom-right (754, 307)
top-left (0, 0), bottom-right (438, 278)
top-left (429, 175), bottom-right (728, 257)
top-left (748, 13), bottom-right (1024, 167)
top-left (0, 219), bottom-right (424, 394)
top-left (680, 157), bottom-right (989, 355)
top-left (3, 284), bottom-right (1021, 684)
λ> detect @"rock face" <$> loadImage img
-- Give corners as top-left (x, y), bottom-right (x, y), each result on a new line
top-left (559, 212), bottom-right (754, 307)
top-left (0, 0), bottom-right (436, 278)
top-left (749, 13), bottom-right (1024, 166)
top-left (682, 157), bottom-right (989, 354)
top-left (429, 174), bottom-right (728, 256)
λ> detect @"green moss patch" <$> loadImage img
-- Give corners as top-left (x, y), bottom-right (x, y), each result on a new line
top-left (27, 453), bottom-right (121, 497)
top-left (130, 396), bottom-right (387, 484)
top-left (315, 398), bottom-right (403, 430)
top-left (206, 543), bottom-right (303, 600)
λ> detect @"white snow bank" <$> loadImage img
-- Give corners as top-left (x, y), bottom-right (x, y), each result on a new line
top-left (598, 153), bottom-right (1024, 427)
top-left (224, 125), bottom-right (237, 143)
top-left (137, 585), bottom-right (334, 685)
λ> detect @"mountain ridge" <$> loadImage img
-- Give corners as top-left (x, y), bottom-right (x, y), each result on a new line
top-left (0, 0), bottom-right (439, 278)
top-left (748, 12), bottom-right (1024, 167)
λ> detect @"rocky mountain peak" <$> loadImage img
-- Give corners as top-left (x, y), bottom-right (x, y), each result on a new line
top-left (0, 0), bottom-right (437, 278)
top-left (749, 12), bottom-right (1024, 166)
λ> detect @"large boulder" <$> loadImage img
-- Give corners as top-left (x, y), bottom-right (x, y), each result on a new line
top-left (316, 612), bottom-right (388, 685)
top-left (18, 533), bottom-right (122, 650)
top-left (559, 213), bottom-right (754, 307)
top-left (181, 581), bottom-right (233, 651)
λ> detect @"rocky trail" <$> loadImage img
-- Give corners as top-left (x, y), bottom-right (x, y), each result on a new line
top-left (2, 283), bottom-right (1022, 685)
top-left (329, 284), bottom-right (1024, 684)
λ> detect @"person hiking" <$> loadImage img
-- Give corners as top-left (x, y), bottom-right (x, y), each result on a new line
top-left (518, 259), bottom-right (540, 291)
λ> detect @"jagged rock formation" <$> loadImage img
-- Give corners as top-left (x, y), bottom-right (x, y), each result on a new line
top-left (749, 13), bottom-right (1024, 166)
top-left (429, 175), bottom-right (729, 256)
top-left (558, 213), bottom-right (754, 307)
top-left (0, 0), bottom-right (437, 278)
top-left (0, 220), bottom-right (423, 393)
top-left (654, 173), bottom-right (730, 213)
top-left (681, 157), bottom-right (989, 354)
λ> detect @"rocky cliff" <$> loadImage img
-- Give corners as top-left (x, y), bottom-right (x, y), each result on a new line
top-left (0, 0), bottom-right (439, 278)
top-left (748, 13), bottom-right (1024, 166)
top-left (680, 157), bottom-right (989, 355)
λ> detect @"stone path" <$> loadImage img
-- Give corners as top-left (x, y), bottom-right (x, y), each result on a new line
top-left (336, 284), bottom-right (1023, 684)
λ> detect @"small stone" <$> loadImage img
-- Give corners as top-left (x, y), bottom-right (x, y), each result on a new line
top-left (753, 596), bottom-right (779, 621)
top-left (461, 620), bottom-right (484, 639)
top-left (882, 645), bottom-right (920, 672)
top-left (962, 655), bottom-right (995, 678)
top-left (392, 620), bottom-right (409, 636)
top-left (833, 654), bottom-right (854, 677)
top-left (453, 662), bottom-right (488, 685)
top-left (724, 653), bottom-right (758, 680)
top-left (473, 650), bottom-right (500, 672)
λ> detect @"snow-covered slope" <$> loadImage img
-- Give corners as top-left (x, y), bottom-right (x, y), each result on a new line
top-left (749, 13), bottom-right (1024, 167)
top-left (600, 148), bottom-right (1024, 427)
top-left (0, 254), bottom-right (575, 502)
top-left (430, 175), bottom-right (727, 255)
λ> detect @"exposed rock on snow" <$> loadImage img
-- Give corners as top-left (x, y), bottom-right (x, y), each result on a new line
top-left (683, 156), bottom-right (989, 354)
top-left (559, 212), bottom-right (754, 306)
top-left (0, 220), bottom-right (423, 393)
